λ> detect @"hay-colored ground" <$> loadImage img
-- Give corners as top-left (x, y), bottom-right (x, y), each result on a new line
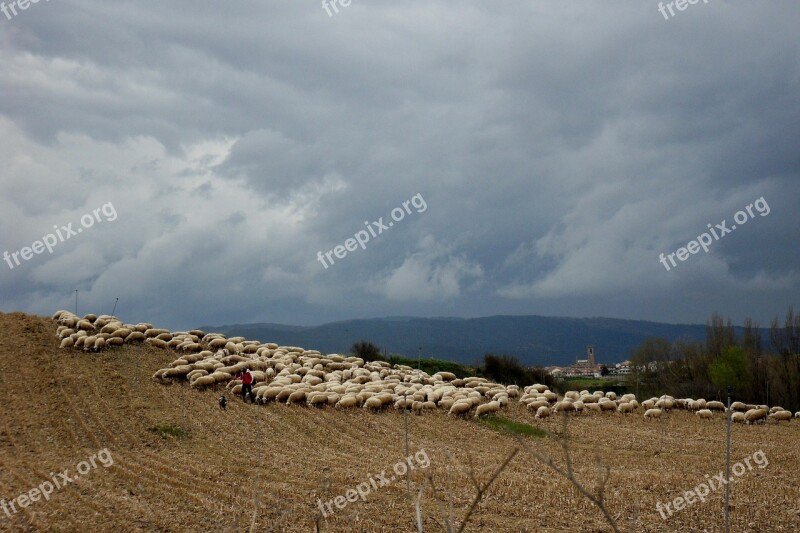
top-left (0, 312), bottom-right (798, 532)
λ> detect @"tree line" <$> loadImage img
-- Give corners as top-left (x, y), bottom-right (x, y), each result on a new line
top-left (626, 307), bottom-right (800, 411)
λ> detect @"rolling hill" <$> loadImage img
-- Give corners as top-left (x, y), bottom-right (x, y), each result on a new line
top-left (200, 315), bottom-right (728, 366)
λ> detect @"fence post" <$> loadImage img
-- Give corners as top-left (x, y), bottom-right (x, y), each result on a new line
top-left (404, 390), bottom-right (411, 495)
top-left (724, 386), bottom-right (732, 533)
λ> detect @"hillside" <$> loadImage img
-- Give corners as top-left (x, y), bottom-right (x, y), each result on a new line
top-left (1, 312), bottom-right (798, 532)
top-left (200, 315), bottom-right (724, 366)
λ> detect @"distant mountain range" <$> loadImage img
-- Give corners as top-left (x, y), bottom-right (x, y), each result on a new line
top-left (198, 315), bottom-right (744, 367)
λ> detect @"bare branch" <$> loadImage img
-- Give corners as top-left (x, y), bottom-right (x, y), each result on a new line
top-left (515, 416), bottom-right (626, 533)
top-left (455, 448), bottom-right (519, 533)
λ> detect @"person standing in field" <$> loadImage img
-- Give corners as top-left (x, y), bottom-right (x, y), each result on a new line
top-left (241, 368), bottom-right (254, 403)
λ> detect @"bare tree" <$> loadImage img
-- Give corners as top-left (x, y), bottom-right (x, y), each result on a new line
top-left (515, 413), bottom-right (636, 533)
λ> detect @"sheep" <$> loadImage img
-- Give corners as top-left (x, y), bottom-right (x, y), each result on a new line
top-left (744, 408), bottom-right (768, 425)
top-left (146, 338), bottom-right (169, 349)
top-left (307, 392), bottom-right (328, 407)
top-left (364, 396), bottom-right (385, 411)
top-left (769, 406), bottom-right (785, 414)
top-left (795, 412), bottom-right (800, 419)
top-left (693, 399), bottom-right (707, 411)
top-left (605, 391), bottom-right (617, 401)
top-left (641, 399), bottom-right (656, 410)
top-left (125, 331), bottom-right (145, 344)
top-left (696, 409), bottom-right (714, 420)
top-left (730, 401), bottom-right (748, 412)
top-left (191, 375), bottom-right (217, 388)
top-left (449, 401), bottom-right (472, 416)
top-left (617, 402), bottom-right (634, 414)
top-left (706, 401), bottom-right (726, 411)
top-left (59, 337), bottom-right (74, 349)
top-left (768, 410), bottom-right (792, 422)
top-left (553, 400), bottom-right (575, 414)
top-left (644, 408), bottom-right (662, 420)
top-left (655, 398), bottom-right (674, 410)
top-left (583, 403), bottom-right (602, 414)
top-left (731, 412), bottom-right (746, 424)
top-left (535, 406), bottom-right (551, 419)
top-left (77, 319), bottom-right (95, 331)
top-left (598, 400), bottom-right (617, 412)
top-left (526, 400), bottom-right (550, 411)
top-left (336, 395), bottom-right (359, 409)
top-left (475, 401), bottom-right (500, 418)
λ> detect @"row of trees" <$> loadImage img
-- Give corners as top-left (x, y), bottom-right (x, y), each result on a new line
top-left (627, 307), bottom-right (800, 411)
top-left (350, 341), bottom-right (555, 389)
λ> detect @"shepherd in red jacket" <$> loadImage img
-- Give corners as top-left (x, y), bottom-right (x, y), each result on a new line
top-left (240, 368), bottom-right (254, 403)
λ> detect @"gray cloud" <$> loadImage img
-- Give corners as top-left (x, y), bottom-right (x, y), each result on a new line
top-left (0, 0), bottom-right (798, 330)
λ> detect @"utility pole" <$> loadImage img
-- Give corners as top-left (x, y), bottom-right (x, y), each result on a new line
top-left (74, 289), bottom-right (78, 316)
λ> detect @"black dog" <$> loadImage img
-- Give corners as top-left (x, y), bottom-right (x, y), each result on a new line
top-left (218, 395), bottom-right (227, 410)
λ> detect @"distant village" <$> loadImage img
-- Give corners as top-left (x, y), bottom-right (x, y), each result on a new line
top-left (544, 345), bottom-right (631, 379)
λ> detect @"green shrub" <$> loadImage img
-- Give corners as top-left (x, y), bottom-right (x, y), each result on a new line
top-left (148, 423), bottom-right (188, 439)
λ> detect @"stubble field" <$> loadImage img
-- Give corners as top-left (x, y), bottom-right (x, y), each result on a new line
top-left (0, 312), bottom-right (798, 532)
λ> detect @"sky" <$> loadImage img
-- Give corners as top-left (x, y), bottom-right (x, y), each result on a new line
top-left (1, 0), bottom-right (798, 331)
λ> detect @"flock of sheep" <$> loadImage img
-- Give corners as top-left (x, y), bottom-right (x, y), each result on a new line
top-left (52, 310), bottom-right (800, 423)
top-left (52, 310), bottom-right (514, 418)
top-left (520, 386), bottom-right (798, 425)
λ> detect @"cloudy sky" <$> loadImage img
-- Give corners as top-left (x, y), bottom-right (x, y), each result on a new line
top-left (1, 0), bottom-right (798, 331)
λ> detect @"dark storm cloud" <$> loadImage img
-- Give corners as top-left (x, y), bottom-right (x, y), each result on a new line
top-left (0, 0), bottom-right (797, 330)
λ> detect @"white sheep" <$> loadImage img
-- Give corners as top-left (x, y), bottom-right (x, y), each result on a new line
top-left (475, 401), bottom-right (500, 418)
top-left (617, 402), bottom-right (634, 414)
top-left (730, 401), bottom-right (748, 412)
top-left (448, 401), bottom-right (472, 416)
top-left (696, 409), bottom-right (713, 420)
top-left (744, 408), bottom-right (768, 425)
top-left (535, 406), bottom-right (551, 419)
top-left (768, 410), bottom-right (792, 422)
top-left (583, 403), bottom-right (602, 414)
top-left (731, 412), bottom-right (746, 423)
top-left (644, 408), bottom-right (662, 420)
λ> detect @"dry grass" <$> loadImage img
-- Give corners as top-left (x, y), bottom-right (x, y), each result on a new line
top-left (0, 311), bottom-right (798, 532)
